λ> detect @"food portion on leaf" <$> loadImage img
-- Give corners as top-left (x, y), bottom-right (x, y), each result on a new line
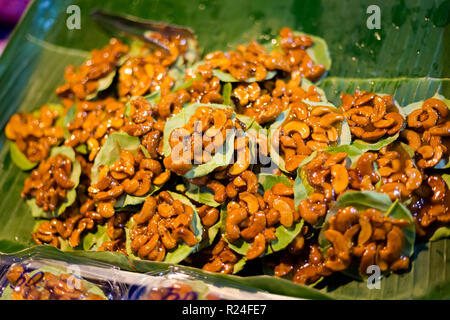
top-left (270, 101), bottom-right (346, 172)
top-left (320, 199), bottom-right (414, 276)
top-left (89, 144), bottom-right (169, 211)
top-left (189, 236), bottom-right (244, 274)
top-left (163, 104), bottom-right (239, 177)
top-left (127, 191), bottom-right (202, 263)
top-left (340, 91), bottom-right (404, 142)
top-left (408, 174), bottom-right (450, 240)
top-left (401, 96), bottom-right (450, 169)
top-left (22, 147), bottom-right (81, 218)
top-left (204, 27), bottom-right (327, 83)
top-left (56, 38), bottom-right (129, 100)
top-left (118, 33), bottom-right (198, 99)
top-left (223, 174), bottom-right (303, 260)
top-left (264, 226), bottom-right (330, 285)
top-left (64, 98), bottom-right (127, 161)
top-left (295, 142), bottom-right (424, 224)
top-left (3, 264), bottom-right (107, 300)
top-left (6, 105), bottom-right (65, 166)
top-left (233, 78), bottom-right (326, 125)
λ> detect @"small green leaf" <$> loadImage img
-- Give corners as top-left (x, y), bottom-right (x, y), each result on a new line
top-left (294, 167), bottom-right (315, 207)
top-left (352, 133), bottom-right (399, 154)
top-left (9, 142), bottom-right (38, 170)
top-left (91, 132), bottom-right (140, 185)
top-left (83, 224), bottom-right (110, 251)
top-left (258, 173), bottom-right (292, 191)
top-left (222, 82), bottom-right (232, 105)
top-left (430, 227), bottom-right (450, 242)
top-left (212, 69), bottom-right (277, 83)
top-left (85, 70), bottom-right (116, 100)
top-left (184, 183), bottom-right (220, 207)
top-left (339, 119), bottom-right (352, 146)
top-left (75, 144), bottom-right (88, 155)
top-left (116, 184), bottom-right (162, 208)
top-left (233, 257), bottom-right (247, 274)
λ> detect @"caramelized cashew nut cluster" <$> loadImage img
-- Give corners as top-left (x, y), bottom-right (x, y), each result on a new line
top-left (299, 152), bottom-right (349, 224)
top-left (65, 98), bottom-right (126, 161)
top-left (409, 175), bottom-right (450, 237)
top-left (274, 103), bottom-right (344, 171)
top-left (324, 206), bottom-right (411, 273)
top-left (234, 79), bottom-right (323, 124)
top-left (5, 106), bottom-right (64, 162)
top-left (22, 154), bottom-right (75, 212)
top-left (402, 97), bottom-right (450, 169)
top-left (202, 238), bottom-right (241, 274)
top-left (5, 265), bottom-right (105, 300)
top-left (88, 150), bottom-right (169, 218)
top-left (225, 182), bottom-right (300, 260)
top-left (341, 91), bottom-right (404, 142)
top-left (129, 191), bottom-right (198, 261)
top-left (118, 33), bottom-right (188, 98)
top-left (205, 27), bottom-right (325, 82)
top-left (56, 38), bottom-right (129, 100)
top-left (164, 106), bottom-right (236, 175)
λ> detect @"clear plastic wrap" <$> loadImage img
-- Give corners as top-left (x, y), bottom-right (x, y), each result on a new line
top-left (0, 254), bottom-right (126, 300)
top-left (0, 255), bottom-right (298, 300)
top-left (124, 266), bottom-right (298, 300)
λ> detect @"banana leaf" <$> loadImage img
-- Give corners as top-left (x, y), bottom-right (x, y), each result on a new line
top-left (0, 0), bottom-right (449, 300)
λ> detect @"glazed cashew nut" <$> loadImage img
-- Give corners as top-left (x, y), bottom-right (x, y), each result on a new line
top-left (331, 164), bottom-right (349, 194)
top-left (272, 198), bottom-right (294, 227)
top-left (240, 211), bottom-right (266, 240)
top-left (246, 233), bottom-right (266, 260)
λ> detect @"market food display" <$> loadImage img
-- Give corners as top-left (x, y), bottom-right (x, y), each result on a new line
top-left (2, 13), bottom-right (450, 296)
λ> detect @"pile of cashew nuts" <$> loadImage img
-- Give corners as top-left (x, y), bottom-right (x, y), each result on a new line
top-left (205, 27), bottom-right (325, 83)
top-left (341, 91), bottom-right (404, 142)
top-left (324, 207), bottom-right (411, 273)
top-left (274, 103), bottom-right (344, 172)
top-left (5, 265), bottom-right (106, 300)
top-left (225, 182), bottom-right (300, 260)
top-left (56, 38), bottom-right (129, 101)
top-left (129, 191), bottom-right (198, 261)
top-left (88, 150), bottom-right (170, 217)
top-left (6, 106), bottom-right (64, 162)
top-left (118, 33), bottom-right (188, 99)
top-left (164, 106), bottom-right (238, 175)
top-left (233, 79), bottom-right (323, 125)
top-left (5, 26), bottom-right (450, 289)
top-left (22, 154), bottom-right (75, 212)
top-left (402, 97), bottom-right (450, 169)
top-left (65, 97), bottom-right (127, 162)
